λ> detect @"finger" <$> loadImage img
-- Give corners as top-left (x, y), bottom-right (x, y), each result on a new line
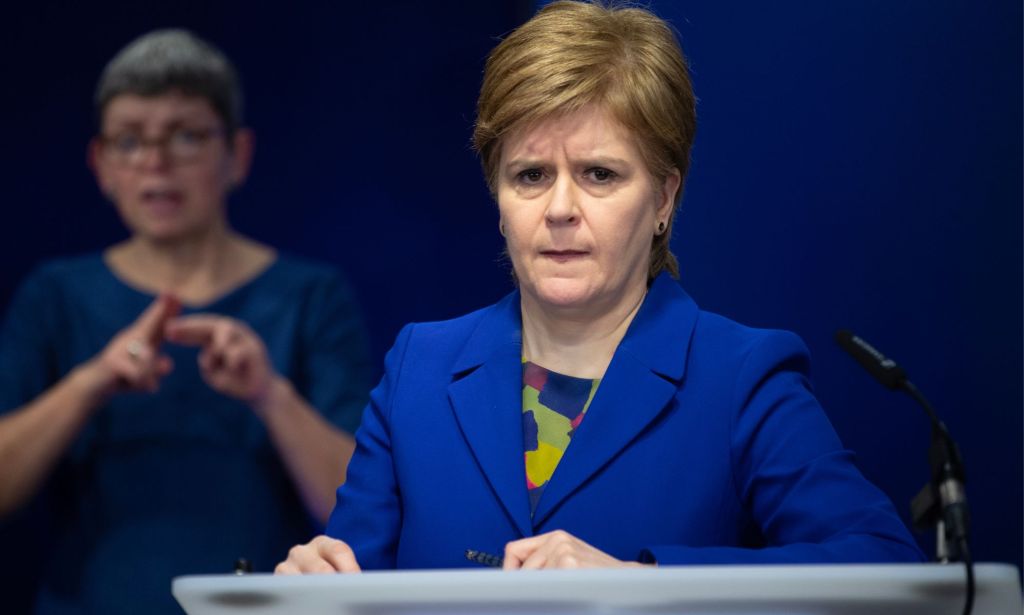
top-left (138, 359), bottom-right (165, 392)
top-left (315, 537), bottom-right (361, 573)
top-left (520, 548), bottom-right (550, 570)
top-left (507, 531), bottom-right (576, 570)
top-left (117, 357), bottom-right (156, 391)
top-left (213, 320), bottom-right (246, 351)
top-left (548, 542), bottom-right (582, 569)
top-left (134, 294), bottom-right (182, 343)
top-left (141, 357), bottom-right (173, 392)
top-left (222, 342), bottom-right (250, 374)
top-left (154, 355), bottom-right (174, 378)
top-left (284, 544), bottom-right (323, 573)
top-left (503, 535), bottom-right (545, 570)
top-left (198, 349), bottom-right (218, 374)
top-left (123, 339), bottom-right (156, 365)
top-left (307, 559), bottom-right (339, 574)
top-left (135, 349), bottom-right (173, 392)
top-left (286, 538), bottom-right (355, 574)
top-left (197, 350), bottom-right (233, 393)
top-left (274, 561), bottom-right (300, 576)
top-left (164, 315), bottom-right (223, 346)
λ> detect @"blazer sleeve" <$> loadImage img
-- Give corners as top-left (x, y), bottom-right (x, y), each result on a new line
top-left (324, 323), bottom-right (414, 570)
top-left (642, 330), bottom-right (925, 565)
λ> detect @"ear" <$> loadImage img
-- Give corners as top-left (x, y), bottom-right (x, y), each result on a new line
top-left (655, 167), bottom-right (681, 223)
top-left (228, 128), bottom-right (255, 188)
top-left (87, 138), bottom-right (116, 200)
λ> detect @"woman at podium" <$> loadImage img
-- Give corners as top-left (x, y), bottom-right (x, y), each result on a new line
top-left (278, 0), bottom-right (924, 573)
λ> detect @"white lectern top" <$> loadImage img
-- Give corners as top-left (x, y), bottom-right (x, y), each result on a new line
top-left (173, 562), bottom-right (1021, 615)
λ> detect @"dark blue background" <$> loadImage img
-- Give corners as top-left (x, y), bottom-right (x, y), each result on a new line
top-left (1, 0), bottom-right (1019, 609)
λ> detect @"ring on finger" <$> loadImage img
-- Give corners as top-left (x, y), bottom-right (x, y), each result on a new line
top-left (126, 339), bottom-right (145, 360)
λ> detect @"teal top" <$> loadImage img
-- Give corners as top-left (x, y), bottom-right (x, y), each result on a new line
top-left (0, 253), bottom-right (371, 615)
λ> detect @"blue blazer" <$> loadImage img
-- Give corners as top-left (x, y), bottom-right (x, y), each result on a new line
top-left (326, 274), bottom-right (924, 568)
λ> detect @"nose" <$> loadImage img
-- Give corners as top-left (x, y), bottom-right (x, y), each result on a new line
top-left (544, 176), bottom-right (580, 226)
top-left (135, 142), bottom-right (172, 171)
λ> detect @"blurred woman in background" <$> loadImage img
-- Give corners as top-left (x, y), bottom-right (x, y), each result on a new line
top-left (0, 29), bottom-right (370, 614)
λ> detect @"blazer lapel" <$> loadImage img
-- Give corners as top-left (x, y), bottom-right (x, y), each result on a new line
top-left (447, 292), bottom-right (534, 538)
top-left (531, 275), bottom-right (699, 527)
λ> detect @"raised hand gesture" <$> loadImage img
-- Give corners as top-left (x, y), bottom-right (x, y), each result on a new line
top-left (164, 315), bottom-right (276, 406)
top-left (81, 294), bottom-right (181, 400)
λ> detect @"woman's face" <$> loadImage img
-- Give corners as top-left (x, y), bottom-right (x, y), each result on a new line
top-left (497, 105), bottom-right (679, 315)
top-left (90, 91), bottom-right (251, 243)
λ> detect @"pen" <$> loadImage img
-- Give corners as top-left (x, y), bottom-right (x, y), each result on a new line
top-left (465, 549), bottom-right (504, 568)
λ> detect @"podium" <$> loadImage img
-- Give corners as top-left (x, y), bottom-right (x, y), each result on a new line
top-left (173, 563), bottom-right (1022, 614)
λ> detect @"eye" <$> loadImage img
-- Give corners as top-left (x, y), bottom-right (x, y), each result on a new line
top-left (516, 168), bottom-right (546, 184)
top-left (585, 167), bottom-right (617, 183)
top-left (109, 133), bottom-right (141, 153)
top-left (171, 127), bottom-right (206, 146)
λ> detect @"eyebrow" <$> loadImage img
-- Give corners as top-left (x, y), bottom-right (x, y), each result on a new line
top-left (503, 156), bottom-right (632, 171)
top-left (576, 156), bottom-right (631, 168)
top-left (503, 158), bottom-right (545, 172)
top-left (103, 115), bottom-right (216, 133)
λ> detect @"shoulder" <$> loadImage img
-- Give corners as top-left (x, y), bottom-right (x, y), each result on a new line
top-left (0, 254), bottom-right (110, 364)
top-left (685, 310), bottom-right (814, 423)
top-left (27, 252), bottom-right (106, 283)
top-left (266, 252), bottom-right (351, 287)
top-left (8, 253), bottom-right (107, 307)
top-left (398, 301), bottom-right (501, 356)
top-left (692, 310), bottom-right (810, 370)
top-left (628, 275), bottom-right (809, 383)
top-left (253, 252), bottom-right (360, 305)
top-left (404, 303), bottom-right (495, 344)
top-left (384, 293), bottom-right (516, 371)
top-left (657, 289), bottom-right (813, 404)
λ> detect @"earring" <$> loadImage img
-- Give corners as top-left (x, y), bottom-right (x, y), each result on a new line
top-left (657, 221), bottom-right (666, 234)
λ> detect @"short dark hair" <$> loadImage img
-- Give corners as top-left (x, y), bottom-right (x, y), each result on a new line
top-left (95, 29), bottom-right (243, 133)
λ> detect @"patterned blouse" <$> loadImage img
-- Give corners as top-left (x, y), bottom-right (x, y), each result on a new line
top-left (522, 360), bottom-right (601, 515)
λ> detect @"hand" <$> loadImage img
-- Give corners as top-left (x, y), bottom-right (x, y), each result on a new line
top-left (79, 294), bottom-right (181, 399)
top-left (274, 535), bottom-right (361, 574)
top-left (164, 315), bottom-right (276, 406)
top-left (502, 530), bottom-right (648, 570)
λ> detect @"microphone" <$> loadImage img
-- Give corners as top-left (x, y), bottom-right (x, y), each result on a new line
top-left (835, 329), bottom-right (974, 614)
top-left (834, 329), bottom-right (907, 390)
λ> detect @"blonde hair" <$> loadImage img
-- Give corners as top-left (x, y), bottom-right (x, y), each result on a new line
top-left (474, 0), bottom-right (696, 280)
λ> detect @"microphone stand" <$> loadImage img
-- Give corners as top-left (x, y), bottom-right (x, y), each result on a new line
top-left (903, 382), bottom-right (970, 566)
top-left (835, 331), bottom-right (974, 615)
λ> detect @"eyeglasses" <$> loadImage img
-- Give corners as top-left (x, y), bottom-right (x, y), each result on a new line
top-left (99, 126), bottom-right (225, 167)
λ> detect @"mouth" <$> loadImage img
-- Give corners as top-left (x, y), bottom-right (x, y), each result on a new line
top-left (140, 187), bottom-right (184, 206)
top-left (540, 249), bottom-right (589, 263)
top-left (137, 187), bottom-right (185, 215)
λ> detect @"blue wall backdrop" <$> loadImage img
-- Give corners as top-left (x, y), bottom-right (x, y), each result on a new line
top-left (1, 0), bottom-right (1019, 608)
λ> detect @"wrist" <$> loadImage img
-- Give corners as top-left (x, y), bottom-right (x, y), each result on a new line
top-left (249, 374), bottom-right (292, 419)
top-left (67, 360), bottom-right (116, 406)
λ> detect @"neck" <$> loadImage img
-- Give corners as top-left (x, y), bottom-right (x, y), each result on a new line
top-left (106, 220), bottom-right (271, 305)
top-left (520, 281), bottom-right (648, 379)
top-left (129, 222), bottom-right (231, 286)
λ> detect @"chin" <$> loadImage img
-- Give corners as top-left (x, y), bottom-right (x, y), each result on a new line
top-left (530, 277), bottom-right (596, 309)
top-left (131, 223), bottom-right (203, 244)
